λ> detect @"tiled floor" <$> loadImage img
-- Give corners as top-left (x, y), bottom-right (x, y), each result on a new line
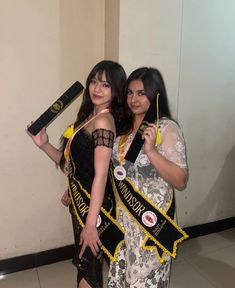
top-left (0, 228), bottom-right (234, 287)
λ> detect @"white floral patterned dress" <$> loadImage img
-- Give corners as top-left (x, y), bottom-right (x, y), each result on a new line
top-left (108, 118), bottom-right (188, 288)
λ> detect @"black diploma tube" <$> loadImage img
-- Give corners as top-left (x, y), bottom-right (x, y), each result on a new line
top-left (125, 102), bottom-right (156, 163)
top-left (27, 81), bottom-right (84, 135)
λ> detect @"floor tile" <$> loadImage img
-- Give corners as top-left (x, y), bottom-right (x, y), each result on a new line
top-left (37, 260), bottom-right (77, 288)
top-left (184, 245), bottom-right (235, 288)
top-left (172, 252), bottom-right (185, 263)
top-left (178, 229), bottom-right (235, 257)
top-left (0, 229), bottom-right (234, 288)
top-left (170, 259), bottom-right (215, 288)
top-left (0, 268), bottom-right (40, 288)
top-left (217, 227), bottom-right (235, 241)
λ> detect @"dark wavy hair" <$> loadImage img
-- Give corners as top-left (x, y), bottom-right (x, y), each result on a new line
top-left (74, 60), bottom-right (127, 134)
top-left (59, 60), bottom-right (127, 168)
top-left (123, 67), bottom-right (172, 132)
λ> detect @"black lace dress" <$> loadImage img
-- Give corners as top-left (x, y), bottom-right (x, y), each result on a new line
top-left (68, 128), bottom-right (114, 288)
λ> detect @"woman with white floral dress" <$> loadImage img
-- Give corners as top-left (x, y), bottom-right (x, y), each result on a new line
top-left (108, 67), bottom-right (188, 288)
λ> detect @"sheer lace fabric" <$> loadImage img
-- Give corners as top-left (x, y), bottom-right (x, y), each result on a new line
top-left (108, 118), bottom-right (188, 288)
top-left (92, 128), bottom-right (114, 148)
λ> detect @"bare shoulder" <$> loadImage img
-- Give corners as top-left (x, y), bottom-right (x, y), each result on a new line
top-left (94, 112), bottom-right (115, 132)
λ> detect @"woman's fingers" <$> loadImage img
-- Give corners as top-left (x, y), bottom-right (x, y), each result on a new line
top-left (78, 243), bottom-right (98, 259)
top-left (90, 245), bottom-right (98, 256)
top-left (97, 238), bottom-right (102, 249)
top-left (61, 190), bottom-right (71, 206)
top-left (142, 126), bottom-right (156, 140)
top-left (65, 197), bottom-right (71, 206)
top-left (94, 241), bottom-right (101, 254)
top-left (78, 226), bottom-right (102, 258)
top-left (79, 243), bottom-right (86, 259)
top-left (78, 240), bottom-right (102, 258)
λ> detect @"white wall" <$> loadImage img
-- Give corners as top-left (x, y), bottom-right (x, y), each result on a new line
top-left (0, 0), bottom-right (105, 260)
top-left (177, 0), bottom-right (235, 226)
top-left (118, 0), bottom-right (235, 227)
top-left (119, 0), bottom-right (182, 116)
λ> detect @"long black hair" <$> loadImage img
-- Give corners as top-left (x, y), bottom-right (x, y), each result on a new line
top-left (123, 67), bottom-right (172, 133)
top-left (74, 60), bottom-right (127, 134)
top-left (59, 60), bottom-right (127, 168)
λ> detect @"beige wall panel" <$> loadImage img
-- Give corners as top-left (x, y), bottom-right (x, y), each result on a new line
top-left (119, 0), bottom-right (183, 117)
top-left (177, 0), bottom-right (235, 226)
top-left (0, 0), bottom-right (104, 259)
top-left (118, 0), bottom-right (235, 228)
top-left (104, 0), bottom-right (120, 60)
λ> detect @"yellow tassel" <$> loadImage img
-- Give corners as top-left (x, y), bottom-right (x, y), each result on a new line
top-left (63, 124), bottom-right (74, 139)
top-left (156, 126), bottom-right (162, 144)
top-left (155, 93), bottom-right (162, 145)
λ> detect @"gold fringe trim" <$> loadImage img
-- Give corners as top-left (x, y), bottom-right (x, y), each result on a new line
top-left (68, 157), bottom-right (124, 262)
top-left (110, 170), bottom-right (189, 262)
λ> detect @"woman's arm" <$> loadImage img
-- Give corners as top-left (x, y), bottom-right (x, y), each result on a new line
top-left (79, 146), bottom-right (112, 256)
top-left (39, 142), bottom-right (63, 165)
top-left (79, 114), bottom-right (115, 257)
top-left (143, 122), bottom-right (188, 189)
top-left (26, 127), bottom-right (62, 165)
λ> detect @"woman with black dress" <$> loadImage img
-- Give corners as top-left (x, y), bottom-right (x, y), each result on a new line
top-left (27, 60), bottom-right (127, 288)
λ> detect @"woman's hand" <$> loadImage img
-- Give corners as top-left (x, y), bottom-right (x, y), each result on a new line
top-left (79, 224), bottom-right (102, 258)
top-left (26, 125), bottom-right (49, 149)
top-left (142, 123), bottom-right (157, 155)
top-left (26, 123), bottom-right (63, 164)
top-left (61, 190), bottom-right (71, 207)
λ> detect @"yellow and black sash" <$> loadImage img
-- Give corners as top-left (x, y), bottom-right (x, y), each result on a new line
top-left (110, 163), bottom-right (188, 263)
top-left (68, 160), bottom-right (124, 262)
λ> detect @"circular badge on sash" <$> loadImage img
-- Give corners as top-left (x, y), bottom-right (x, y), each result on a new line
top-left (142, 211), bottom-right (157, 227)
top-left (114, 165), bottom-right (126, 180)
top-left (96, 215), bottom-right (102, 228)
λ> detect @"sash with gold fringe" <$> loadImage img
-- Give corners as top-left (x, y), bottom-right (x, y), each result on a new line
top-left (68, 160), bottom-right (124, 262)
top-left (109, 163), bottom-right (188, 262)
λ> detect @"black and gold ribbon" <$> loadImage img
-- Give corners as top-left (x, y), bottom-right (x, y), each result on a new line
top-left (68, 160), bottom-right (124, 262)
top-left (110, 163), bottom-right (188, 262)
top-left (125, 101), bottom-right (156, 163)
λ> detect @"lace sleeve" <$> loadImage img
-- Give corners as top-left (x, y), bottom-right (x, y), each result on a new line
top-left (159, 120), bottom-right (188, 169)
top-left (92, 128), bottom-right (114, 148)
